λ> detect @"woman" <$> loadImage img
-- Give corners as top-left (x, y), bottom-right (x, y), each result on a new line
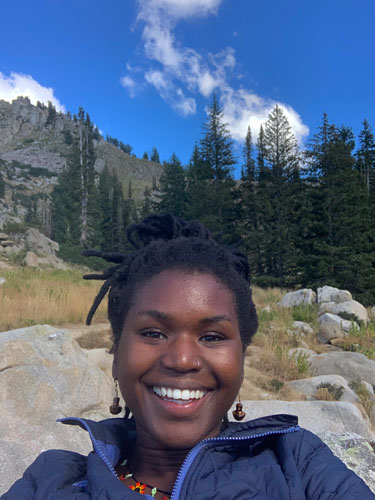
top-left (3, 214), bottom-right (374, 499)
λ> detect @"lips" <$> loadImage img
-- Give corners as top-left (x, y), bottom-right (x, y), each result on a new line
top-left (152, 386), bottom-right (207, 401)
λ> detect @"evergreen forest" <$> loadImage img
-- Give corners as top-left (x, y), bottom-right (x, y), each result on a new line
top-left (51, 96), bottom-right (375, 305)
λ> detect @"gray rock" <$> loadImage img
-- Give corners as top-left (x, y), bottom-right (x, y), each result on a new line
top-left (318, 301), bottom-right (336, 316)
top-left (0, 240), bottom-right (15, 247)
top-left (25, 227), bottom-right (59, 256)
top-left (37, 253), bottom-right (67, 270)
top-left (0, 324), bottom-right (113, 494)
top-left (279, 289), bottom-right (316, 308)
top-left (317, 286), bottom-right (339, 304)
top-left (330, 300), bottom-right (369, 326)
top-left (318, 313), bottom-right (345, 343)
top-left (317, 286), bottom-right (352, 304)
top-left (286, 375), bottom-right (360, 404)
top-left (331, 289), bottom-right (353, 303)
top-left (0, 232), bottom-right (8, 241)
top-left (310, 351), bottom-right (375, 386)
top-left (317, 313), bottom-right (359, 343)
top-left (369, 306), bottom-right (375, 322)
top-left (317, 432), bottom-right (375, 492)
top-left (24, 250), bottom-right (38, 267)
top-left (229, 400), bottom-right (374, 440)
top-left (361, 380), bottom-right (374, 396)
top-left (292, 321), bottom-right (314, 335)
top-left (83, 348), bottom-right (113, 379)
top-left (0, 277), bottom-right (5, 286)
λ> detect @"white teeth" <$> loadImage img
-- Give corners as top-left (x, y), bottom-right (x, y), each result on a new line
top-left (153, 386), bottom-right (207, 400)
top-left (181, 389), bottom-right (190, 400)
top-left (173, 388), bottom-right (182, 400)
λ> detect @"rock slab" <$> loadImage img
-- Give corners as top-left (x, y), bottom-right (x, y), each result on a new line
top-left (279, 289), bottom-right (316, 308)
top-left (0, 324), bottom-right (113, 494)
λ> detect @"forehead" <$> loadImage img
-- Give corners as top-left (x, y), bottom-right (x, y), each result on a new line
top-left (131, 269), bottom-right (237, 317)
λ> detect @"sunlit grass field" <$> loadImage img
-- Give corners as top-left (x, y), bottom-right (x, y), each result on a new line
top-left (0, 267), bottom-right (107, 331)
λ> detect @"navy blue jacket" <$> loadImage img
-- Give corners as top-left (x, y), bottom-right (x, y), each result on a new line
top-left (3, 414), bottom-right (374, 499)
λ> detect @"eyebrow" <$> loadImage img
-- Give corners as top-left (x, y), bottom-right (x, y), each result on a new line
top-left (137, 310), bottom-right (232, 325)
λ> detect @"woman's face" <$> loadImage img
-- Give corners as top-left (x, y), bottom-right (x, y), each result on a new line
top-left (113, 269), bottom-right (244, 450)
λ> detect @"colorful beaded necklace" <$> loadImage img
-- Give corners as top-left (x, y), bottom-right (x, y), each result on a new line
top-left (118, 459), bottom-right (171, 500)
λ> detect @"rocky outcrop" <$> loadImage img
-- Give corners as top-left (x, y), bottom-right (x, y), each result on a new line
top-left (317, 312), bottom-right (359, 343)
top-left (317, 286), bottom-right (353, 304)
top-left (0, 324), bottom-right (114, 494)
top-left (280, 286), bottom-right (371, 344)
top-left (286, 375), bottom-right (360, 404)
top-left (310, 351), bottom-right (375, 386)
top-left (279, 289), bottom-right (316, 308)
top-left (317, 432), bottom-right (375, 492)
top-left (0, 97), bottom-right (163, 231)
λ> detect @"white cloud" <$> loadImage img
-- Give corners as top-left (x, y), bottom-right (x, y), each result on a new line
top-left (137, 0), bottom-right (221, 21)
top-left (122, 0), bottom-right (309, 142)
top-left (221, 88), bottom-right (309, 145)
top-left (120, 75), bottom-right (138, 97)
top-left (0, 72), bottom-right (65, 112)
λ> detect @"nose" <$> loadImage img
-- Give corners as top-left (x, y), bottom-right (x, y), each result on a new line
top-left (161, 333), bottom-right (202, 373)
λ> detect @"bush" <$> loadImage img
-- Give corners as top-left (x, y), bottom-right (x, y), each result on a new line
top-left (315, 382), bottom-right (344, 401)
top-left (292, 304), bottom-right (317, 324)
top-left (349, 381), bottom-right (373, 416)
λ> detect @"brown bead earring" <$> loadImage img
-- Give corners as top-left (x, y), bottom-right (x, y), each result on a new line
top-left (109, 379), bottom-right (123, 415)
top-left (232, 395), bottom-right (246, 421)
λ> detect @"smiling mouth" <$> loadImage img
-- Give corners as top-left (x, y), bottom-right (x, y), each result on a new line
top-left (152, 386), bottom-right (207, 404)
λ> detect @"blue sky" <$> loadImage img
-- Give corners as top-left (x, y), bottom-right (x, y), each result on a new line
top-left (1, 0), bottom-right (374, 174)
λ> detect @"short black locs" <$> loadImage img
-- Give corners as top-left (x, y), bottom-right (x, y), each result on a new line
top-left (84, 214), bottom-right (258, 350)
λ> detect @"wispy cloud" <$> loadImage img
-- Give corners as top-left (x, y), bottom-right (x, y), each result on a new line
top-left (0, 72), bottom-right (65, 112)
top-left (121, 0), bottom-right (309, 143)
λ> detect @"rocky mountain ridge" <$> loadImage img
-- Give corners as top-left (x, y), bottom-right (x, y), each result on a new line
top-left (0, 97), bottom-right (162, 230)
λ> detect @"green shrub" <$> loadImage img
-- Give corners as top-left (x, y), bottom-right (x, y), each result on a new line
top-left (293, 351), bottom-right (311, 375)
top-left (292, 304), bottom-right (317, 324)
top-left (268, 378), bottom-right (284, 393)
top-left (316, 382), bottom-right (344, 401)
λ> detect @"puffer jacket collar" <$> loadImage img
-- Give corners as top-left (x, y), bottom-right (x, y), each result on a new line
top-left (59, 414), bottom-right (300, 499)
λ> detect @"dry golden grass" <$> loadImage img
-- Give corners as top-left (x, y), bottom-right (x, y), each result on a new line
top-left (0, 267), bottom-right (107, 332)
top-left (75, 328), bottom-right (113, 351)
top-left (314, 388), bottom-right (336, 401)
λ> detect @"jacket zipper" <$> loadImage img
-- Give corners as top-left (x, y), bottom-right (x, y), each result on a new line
top-left (170, 425), bottom-right (300, 500)
top-left (60, 417), bottom-right (299, 500)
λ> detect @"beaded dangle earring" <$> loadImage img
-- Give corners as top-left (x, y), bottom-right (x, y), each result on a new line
top-left (109, 378), bottom-right (123, 415)
top-left (232, 395), bottom-right (246, 421)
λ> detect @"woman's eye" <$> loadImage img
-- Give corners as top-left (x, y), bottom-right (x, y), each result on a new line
top-left (141, 330), bottom-right (166, 339)
top-left (200, 333), bottom-right (225, 343)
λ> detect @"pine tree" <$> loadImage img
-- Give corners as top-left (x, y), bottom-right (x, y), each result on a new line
top-left (140, 186), bottom-right (153, 219)
top-left (239, 126), bottom-right (262, 277)
top-left (186, 93), bottom-right (238, 243)
top-left (302, 114), bottom-right (375, 301)
top-left (151, 147), bottom-right (160, 163)
top-left (257, 105), bottom-right (301, 286)
top-left (143, 152), bottom-right (149, 160)
top-left (52, 107), bottom-right (100, 251)
top-left (357, 119), bottom-right (375, 199)
top-left (156, 153), bottom-right (186, 217)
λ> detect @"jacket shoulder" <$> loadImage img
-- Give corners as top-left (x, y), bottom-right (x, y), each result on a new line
top-left (2, 449), bottom-right (88, 499)
top-left (285, 428), bottom-right (375, 499)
